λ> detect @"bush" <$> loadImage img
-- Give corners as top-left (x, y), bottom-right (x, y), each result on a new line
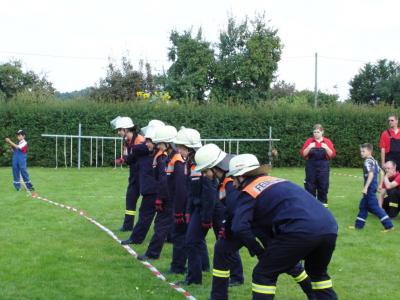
top-left (0, 98), bottom-right (397, 167)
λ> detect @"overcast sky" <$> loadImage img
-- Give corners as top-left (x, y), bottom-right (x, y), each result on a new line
top-left (1, 0), bottom-right (399, 99)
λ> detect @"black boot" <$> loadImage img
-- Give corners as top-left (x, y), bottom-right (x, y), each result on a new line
top-left (119, 214), bottom-right (134, 232)
top-left (298, 277), bottom-right (316, 300)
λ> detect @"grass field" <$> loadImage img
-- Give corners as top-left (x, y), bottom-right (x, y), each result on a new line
top-left (1, 167), bottom-right (400, 300)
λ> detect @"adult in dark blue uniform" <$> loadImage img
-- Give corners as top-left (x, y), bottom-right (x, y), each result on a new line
top-left (301, 124), bottom-right (336, 207)
top-left (111, 116), bottom-right (144, 232)
top-left (136, 125), bottom-right (176, 260)
top-left (121, 120), bottom-right (165, 245)
top-left (229, 154), bottom-right (338, 300)
top-left (195, 145), bottom-right (315, 300)
top-left (174, 127), bottom-right (214, 285)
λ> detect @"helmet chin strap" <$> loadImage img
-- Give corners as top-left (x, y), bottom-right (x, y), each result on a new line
top-left (236, 176), bottom-right (246, 190)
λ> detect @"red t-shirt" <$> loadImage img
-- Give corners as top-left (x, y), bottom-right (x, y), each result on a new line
top-left (300, 137), bottom-right (336, 160)
top-left (382, 172), bottom-right (400, 189)
top-left (379, 129), bottom-right (400, 153)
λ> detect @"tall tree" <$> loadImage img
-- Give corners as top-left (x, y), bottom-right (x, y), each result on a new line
top-left (165, 29), bottom-right (215, 101)
top-left (0, 60), bottom-right (55, 100)
top-left (91, 56), bottom-right (152, 101)
top-left (349, 59), bottom-right (400, 105)
top-left (212, 14), bottom-right (282, 101)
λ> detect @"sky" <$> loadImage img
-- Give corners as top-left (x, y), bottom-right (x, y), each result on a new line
top-left (1, 0), bottom-right (399, 100)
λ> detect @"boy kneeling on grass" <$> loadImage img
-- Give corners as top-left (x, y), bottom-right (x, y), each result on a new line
top-left (350, 143), bottom-right (394, 232)
top-left (5, 130), bottom-right (35, 193)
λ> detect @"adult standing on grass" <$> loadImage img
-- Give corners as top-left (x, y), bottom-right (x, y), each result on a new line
top-left (230, 154), bottom-right (338, 300)
top-left (111, 116), bottom-right (144, 232)
top-left (5, 130), bottom-right (35, 192)
top-left (380, 160), bottom-right (400, 218)
top-left (380, 115), bottom-right (400, 170)
top-left (301, 124), bottom-right (336, 207)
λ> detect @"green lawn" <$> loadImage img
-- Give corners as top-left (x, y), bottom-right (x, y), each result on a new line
top-left (0, 167), bottom-right (399, 300)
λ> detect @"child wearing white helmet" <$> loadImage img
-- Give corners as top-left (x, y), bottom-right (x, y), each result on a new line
top-left (134, 125), bottom-right (177, 260)
top-left (120, 120), bottom-right (168, 245)
top-left (110, 116), bottom-right (144, 231)
top-left (173, 127), bottom-right (218, 285)
top-left (229, 154), bottom-right (338, 300)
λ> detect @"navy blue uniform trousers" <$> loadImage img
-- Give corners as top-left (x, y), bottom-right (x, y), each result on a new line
top-left (211, 238), bottom-right (244, 300)
top-left (145, 200), bottom-right (174, 258)
top-left (305, 160), bottom-right (330, 205)
top-left (128, 193), bottom-right (157, 243)
top-left (122, 178), bottom-right (141, 230)
top-left (185, 208), bottom-right (213, 282)
top-left (252, 234), bottom-right (337, 300)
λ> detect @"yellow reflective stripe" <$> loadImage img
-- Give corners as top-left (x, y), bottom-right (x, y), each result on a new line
top-left (389, 202), bottom-right (399, 208)
top-left (125, 210), bottom-right (136, 216)
top-left (252, 283), bottom-right (276, 294)
top-left (212, 269), bottom-right (230, 278)
top-left (323, 203), bottom-right (329, 208)
top-left (293, 270), bottom-right (308, 283)
top-left (312, 280), bottom-right (333, 290)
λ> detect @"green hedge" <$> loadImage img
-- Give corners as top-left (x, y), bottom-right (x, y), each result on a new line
top-left (0, 100), bottom-right (397, 168)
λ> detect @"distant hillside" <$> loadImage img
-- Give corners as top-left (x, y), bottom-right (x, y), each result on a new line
top-left (56, 87), bottom-right (92, 100)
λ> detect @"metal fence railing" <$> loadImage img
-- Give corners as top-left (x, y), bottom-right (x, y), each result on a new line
top-left (41, 125), bottom-right (280, 169)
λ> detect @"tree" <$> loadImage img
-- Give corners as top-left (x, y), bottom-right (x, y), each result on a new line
top-left (91, 56), bottom-right (154, 102)
top-left (212, 14), bottom-right (282, 101)
top-left (165, 29), bottom-right (215, 101)
top-left (349, 59), bottom-right (400, 105)
top-left (0, 60), bottom-right (55, 100)
top-left (268, 80), bottom-right (296, 100)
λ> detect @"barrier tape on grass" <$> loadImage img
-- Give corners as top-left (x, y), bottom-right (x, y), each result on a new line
top-left (332, 172), bottom-right (362, 179)
top-left (30, 193), bottom-right (196, 300)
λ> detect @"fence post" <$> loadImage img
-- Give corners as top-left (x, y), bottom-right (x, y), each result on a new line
top-left (268, 126), bottom-right (272, 166)
top-left (78, 123), bottom-right (82, 169)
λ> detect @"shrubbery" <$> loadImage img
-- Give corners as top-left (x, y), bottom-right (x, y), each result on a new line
top-left (0, 98), bottom-right (397, 168)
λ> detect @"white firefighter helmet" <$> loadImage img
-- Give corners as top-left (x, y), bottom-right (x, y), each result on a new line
top-left (141, 119), bottom-right (165, 136)
top-left (227, 154), bottom-right (261, 177)
top-left (173, 127), bottom-right (202, 149)
top-left (194, 144), bottom-right (227, 171)
top-left (152, 125), bottom-right (177, 143)
top-left (114, 117), bottom-right (134, 129)
top-left (110, 116), bottom-right (122, 129)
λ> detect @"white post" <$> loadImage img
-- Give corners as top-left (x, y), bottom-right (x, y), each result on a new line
top-left (101, 138), bottom-right (104, 167)
top-left (90, 137), bottom-right (93, 166)
top-left (95, 138), bottom-right (98, 168)
top-left (78, 124), bottom-right (82, 169)
top-left (55, 136), bottom-right (58, 169)
top-left (70, 136), bottom-right (73, 167)
top-left (114, 139), bottom-right (117, 169)
top-left (64, 136), bottom-right (67, 168)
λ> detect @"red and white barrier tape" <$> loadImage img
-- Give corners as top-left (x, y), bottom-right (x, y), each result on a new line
top-left (30, 193), bottom-right (196, 300)
top-left (333, 172), bottom-right (362, 179)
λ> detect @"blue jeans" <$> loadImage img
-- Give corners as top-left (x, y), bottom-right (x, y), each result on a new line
top-left (355, 192), bottom-right (393, 229)
top-left (12, 152), bottom-right (33, 191)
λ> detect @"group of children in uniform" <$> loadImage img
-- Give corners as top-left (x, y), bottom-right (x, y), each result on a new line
top-left (111, 117), bottom-right (339, 300)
